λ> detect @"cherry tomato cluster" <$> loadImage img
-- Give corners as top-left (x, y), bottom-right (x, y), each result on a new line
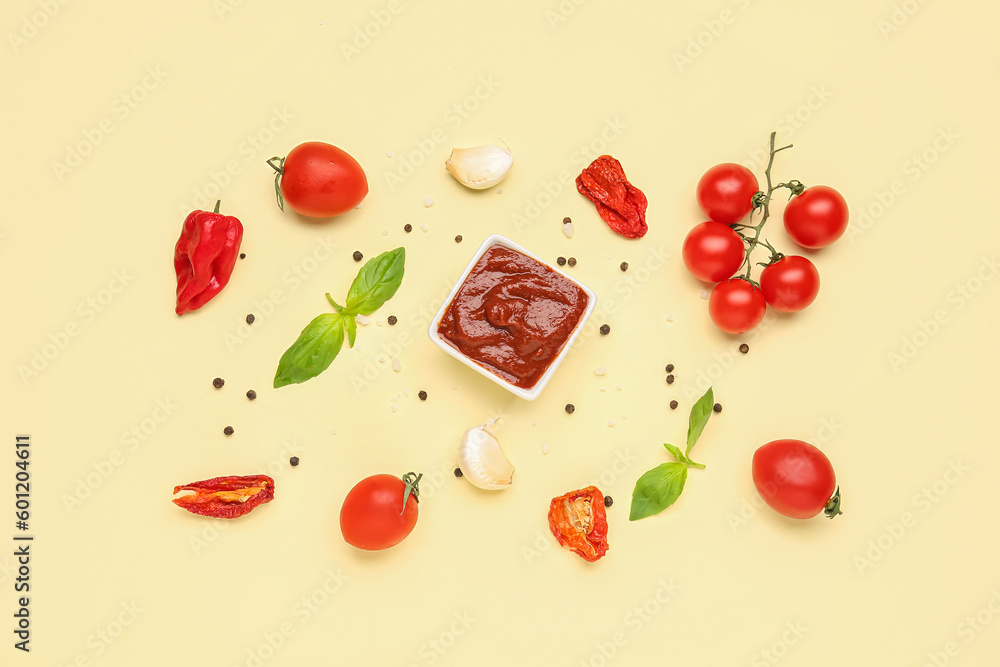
top-left (683, 135), bottom-right (849, 334)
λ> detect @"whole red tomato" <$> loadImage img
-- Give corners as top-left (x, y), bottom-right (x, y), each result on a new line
top-left (682, 221), bottom-right (745, 283)
top-left (270, 141), bottom-right (368, 218)
top-left (783, 185), bottom-right (848, 249)
top-left (708, 278), bottom-right (766, 334)
top-left (759, 255), bottom-right (820, 312)
top-left (752, 440), bottom-right (840, 519)
top-left (696, 163), bottom-right (759, 224)
top-left (340, 472), bottom-right (421, 550)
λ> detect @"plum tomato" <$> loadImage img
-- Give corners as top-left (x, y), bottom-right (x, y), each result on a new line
top-left (782, 185), bottom-right (848, 249)
top-left (696, 163), bottom-right (759, 224)
top-left (271, 141), bottom-right (368, 218)
top-left (708, 278), bottom-right (766, 334)
top-left (759, 255), bottom-right (820, 312)
top-left (340, 472), bottom-right (421, 550)
top-left (752, 439), bottom-right (841, 519)
top-left (682, 221), bottom-right (745, 283)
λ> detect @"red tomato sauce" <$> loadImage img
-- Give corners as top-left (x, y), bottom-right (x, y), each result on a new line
top-left (437, 244), bottom-right (589, 389)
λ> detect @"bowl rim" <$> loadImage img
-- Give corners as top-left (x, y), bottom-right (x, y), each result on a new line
top-left (426, 233), bottom-right (597, 400)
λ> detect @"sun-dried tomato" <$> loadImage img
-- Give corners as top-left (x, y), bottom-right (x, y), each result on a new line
top-left (547, 485), bottom-right (609, 562)
top-left (172, 474), bottom-right (274, 519)
top-left (576, 155), bottom-right (648, 239)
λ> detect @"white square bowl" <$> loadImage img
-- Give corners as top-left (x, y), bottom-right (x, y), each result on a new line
top-left (427, 234), bottom-right (597, 400)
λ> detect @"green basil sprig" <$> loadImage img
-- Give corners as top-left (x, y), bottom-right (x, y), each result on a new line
top-left (629, 387), bottom-right (715, 521)
top-left (274, 248), bottom-right (405, 388)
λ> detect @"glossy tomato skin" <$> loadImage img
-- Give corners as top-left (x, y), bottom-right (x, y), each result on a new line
top-left (696, 163), bottom-right (759, 224)
top-left (340, 474), bottom-right (418, 550)
top-left (682, 221), bottom-right (745, 282)
top-left (279, 142), bottom-right (368, 218)
top-left (708, 278), bottom-right (767, 334)
top-left (752, 440), bottom-right (837, 519)
top-left (783, 185), bottom-right (848, 249)
top-left (760, 255), bottom-right (820, 312)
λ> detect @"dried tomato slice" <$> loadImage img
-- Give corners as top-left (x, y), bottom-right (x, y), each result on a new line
top-left (172, 474), bottom-right (274, 519)
top-left (547, 485), bottom-right (609, 562)
top-left (576, 155), bottom-right (648, 239)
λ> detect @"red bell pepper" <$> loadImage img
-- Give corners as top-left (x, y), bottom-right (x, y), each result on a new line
top-left (174, 200), bottom-right (243, 315)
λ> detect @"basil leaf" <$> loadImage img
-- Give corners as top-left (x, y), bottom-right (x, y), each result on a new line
top-left (663, 443), bottom-right (705, 469)
top-left (345, 248), bottom-right (405, 316)
top-left (344, 315), bottom-right (357, 348)
top-left (629, 462), bottom-right (689, 521)
top-left (273, 313), bottom-right (345, 388)
top-left (685, 387), bottom-right (715, 455)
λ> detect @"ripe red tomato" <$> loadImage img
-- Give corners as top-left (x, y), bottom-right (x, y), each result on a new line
top-left (759, 255), bottom-right (820, 312)
top-left (783, 185), bottom-right (848, 249)
top-left (682, 221), bottom-right (745, 283)
top-left (696, 163), bottom-right (759, 224)
top-left (272, 141), bottom-right (368, 218)
top-left (708, 278), bottom-right (766, 334)
top-left (752, 440), bottom-right (840, 519)
top-left (340, 473), bottom-right (421, 550)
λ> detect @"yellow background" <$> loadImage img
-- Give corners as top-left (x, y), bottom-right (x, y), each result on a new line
top-left (3, 0), bottom-right (999, 665)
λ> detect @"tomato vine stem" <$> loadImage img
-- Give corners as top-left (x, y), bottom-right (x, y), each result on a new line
top-left (400, 472), bottom-right (422, 515)
top-left (731, 132), bottom-right (798, 284)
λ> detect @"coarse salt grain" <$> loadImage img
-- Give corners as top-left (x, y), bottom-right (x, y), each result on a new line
top-left (404, 389), bottom-right (410, 398)
top-left (421, 224), bottom-right (429, 233)
top-left (386, 151), bottom-right (392, 157)
top-left (541, 442), bottom-right (550, 455)
top-left (600, 386), bottom-right (607, 392)
top-left (607, 252), bottom-right (616, 260)
top-left (608, 420), bottom-right (615, 427)
top-left (594, 366), bottom-right (607, 376)
top-left (424, 197), bottom-right (435, 207)
top-left (616, 384), bottom-right (622, 391)
top-left (700, 290), bottom-right (709, 299)
top-left (621, 414), bottom-right (629, 421)
top-left (391, 404), bottom-right (398, 413)
top-left (563, 222), bottom-right (574, 238)
top-left (665, 314), bottom-right (674, 322)
top-left (392, 359), bottom-right (401, 372)
top-left (356, 314), bottom-right (370, 325)
top-left (381, 228), bottom-right (389, 236)
top-left (497, 188), bottom-right (503, 194)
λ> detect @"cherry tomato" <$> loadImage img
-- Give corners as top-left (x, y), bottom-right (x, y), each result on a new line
top-left (759, 255), bottom-right (820, 312)
top-left (783, 185), bottom-right (848, 249)
top-left (696, 163), bottom-right (759, 224)
top-left (682, 221), bottom-right (745, 283)
top-left (340, 472), bottom-right (421, 550)
top-left (708, 278), bottom-right (766, 334)
top-left (271, 141), bottom-right (368, 218)
top-left (752, 440), bottom-right (841, 519)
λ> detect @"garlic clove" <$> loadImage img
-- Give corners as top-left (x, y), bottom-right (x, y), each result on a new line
top-left (458, 420), bottom-right (515, 490)
top-left (445, 143), bottom-right (513, 190)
